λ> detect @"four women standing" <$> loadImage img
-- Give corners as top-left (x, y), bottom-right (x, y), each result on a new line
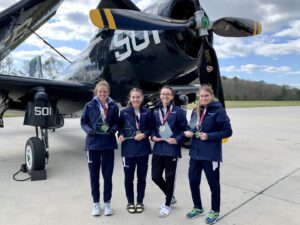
top-left (81, 81), bottom-right (232, 224)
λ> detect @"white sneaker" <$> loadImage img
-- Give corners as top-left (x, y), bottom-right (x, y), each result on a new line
top-left (159, 204), bottom-right (171, 218)
top-left (104, 202), bottom-right (113, 216)
top-left (171, 196), bottom-right (177, 205)
top-left (92, 203), bottom-right (100, 216)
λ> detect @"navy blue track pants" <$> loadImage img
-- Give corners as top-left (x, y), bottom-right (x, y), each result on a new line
top-left (189, 158), bottom-right (220, 212)
top-left (87, 150), bottom-right (114, 203)
top-left (122, 155), bottom-right (149, 204)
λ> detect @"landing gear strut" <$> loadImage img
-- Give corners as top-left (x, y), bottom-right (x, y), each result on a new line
top-left (22, 89), bottom-right (63, 181)
top-left (25, 127), bottom-right (49, 180)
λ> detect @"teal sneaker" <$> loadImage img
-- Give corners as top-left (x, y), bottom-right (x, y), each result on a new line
top-left (186, 208), bottom-right (204, 219)
top-left (205, 210), bottom-right (219, 224)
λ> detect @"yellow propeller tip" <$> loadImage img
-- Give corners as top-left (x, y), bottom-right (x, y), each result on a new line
top-left (253, 21), bottom-right (262, 35)
top-left (89, 9), bottom-right (104, 28)
top-left (257, 22), bottom-right (262, 34)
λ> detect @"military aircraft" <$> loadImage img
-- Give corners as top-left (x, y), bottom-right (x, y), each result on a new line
top-left (0, 0), bottom-right (262, 178)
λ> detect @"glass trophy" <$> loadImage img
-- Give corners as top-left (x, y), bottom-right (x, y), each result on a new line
top-left (93, 115), bottom-right (109, 134)
top-left (159, 121), bottom-right (173, 139)
top-left (188, 114), bottom-right (201, 138)
top-left (123, 121), bottom-right (136, 140)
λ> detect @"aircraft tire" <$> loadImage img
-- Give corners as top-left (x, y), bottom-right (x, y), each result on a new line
top-left (25, 137), bottom-right (46, 174)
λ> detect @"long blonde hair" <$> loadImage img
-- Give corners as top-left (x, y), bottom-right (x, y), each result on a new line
top-left (93, 79), bottom-right (110, 96)
top-left (196, 85), bottom-right (214, 115)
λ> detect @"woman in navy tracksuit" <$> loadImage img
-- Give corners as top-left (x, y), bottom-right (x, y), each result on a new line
top-left (81, 80), bottom-right (119, 217)
top-left (118, 88), bottom-right (152, 214)
top-left (151, 86), bottom-right (187, 218)
top-left (184, 85), bottom-right (232, 224)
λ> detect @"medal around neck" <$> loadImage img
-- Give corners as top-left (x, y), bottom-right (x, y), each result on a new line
top-left (159, 125), bottom-right (165, 132)
top-left (194, 131), bottom-right (201, 138)
top-left (159, 121), bottom-right (173, 139)
top-left (100, 124), bottom-right (109, 133)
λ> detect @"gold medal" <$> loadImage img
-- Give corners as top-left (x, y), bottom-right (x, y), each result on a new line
top-left (195, 131), bottom-right (201, 138)
top-left (101, 124), bottom-right (109, 132)
top-left (159, 125), bottom-right (165, 132)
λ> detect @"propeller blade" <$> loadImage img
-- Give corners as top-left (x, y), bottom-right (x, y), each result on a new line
top-left (193, 0), bottom-right (201, 11)
top-left (89, 8), bottom-right (192, 30)
top-left (213, 17), bottom-right (262, 37)
top-left (197, 37), bottom-right (225, 108)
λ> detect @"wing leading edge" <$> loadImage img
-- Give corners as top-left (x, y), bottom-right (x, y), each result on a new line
top-left (0, 0), bottom-right (63, 61)
top-left (0, 74), bottom-right (94, 114)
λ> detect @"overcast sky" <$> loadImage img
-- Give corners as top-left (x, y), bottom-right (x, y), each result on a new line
top-left (1, 0), bottom-right (300, 88)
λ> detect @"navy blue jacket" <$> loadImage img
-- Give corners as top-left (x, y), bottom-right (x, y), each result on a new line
top-left (189, 101), bottom-right (232, 162)
top-left (152, 102), bottom-right (187, 157)
top-left (81, 96), bottom-right (119, 151)
top-left (118, 106), bottom-right (152, 157)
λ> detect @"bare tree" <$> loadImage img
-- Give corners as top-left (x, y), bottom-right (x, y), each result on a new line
top-left (5, 56), bottom-right (13, 74)
top-left (43, 56), bottom-right (64, 79)
top-left (17, 60), bottom-right (31, 77)
top-left (0, 56), bottom-right (14, 74)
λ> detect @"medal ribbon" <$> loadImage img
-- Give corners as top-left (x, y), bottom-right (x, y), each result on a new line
top-left (159, 105), bottom-right (173, 125)
top-left (99, 103), bottom-right (108, 123)
top-left (134, 109), bottom-right (140, 130)
top-left (197, 107), bottom-right (207, 130)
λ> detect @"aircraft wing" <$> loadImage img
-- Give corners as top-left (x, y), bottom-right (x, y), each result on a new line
top-left (170, 85), bottom-right (199, 95)
top-left (0, 74), bottom-right (93, 114)
top-left (0, 0), bottom-right (63, 61)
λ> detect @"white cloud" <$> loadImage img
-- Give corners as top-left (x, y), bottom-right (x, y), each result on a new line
top-left (11, 46), bottom-right (80, 62)
top-left (274, 20), bottom-right (300, 38)
top-left (241, 64), bottom-right (261, 74)
top-left (221, 64), bottom-right (300, 75)
top-left (214, 38), bottom-right (254, 59)
top-left (55, 46), bottom-right (81, 58)
top-left (11, 50), bottom-right (45, 61)
top-left (221, 65), bottom-right (237, 73)
top-left (31, 0), bottom-right (98, 42)
top-left (255, 38), bottom-right (300, 57)
top-left (214, 31), bottom-right (300, 59)
top-left (263, 66), bottom-right (291, 74)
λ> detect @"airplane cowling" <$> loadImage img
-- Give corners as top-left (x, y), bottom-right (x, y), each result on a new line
top-left (23, 90), bottom-right (63, 129)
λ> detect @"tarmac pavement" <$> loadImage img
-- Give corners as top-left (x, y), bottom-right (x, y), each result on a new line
top-left (0, 107), bottom-right (299, 225)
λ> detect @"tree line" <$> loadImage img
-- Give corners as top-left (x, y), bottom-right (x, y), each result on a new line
top-left (0, 56), bottom-right (64, 79)
top-left (221, 76), bottom-right (300, 101)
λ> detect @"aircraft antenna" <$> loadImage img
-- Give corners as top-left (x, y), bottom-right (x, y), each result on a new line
top-left (28, 27), bottom-right (72, 63)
